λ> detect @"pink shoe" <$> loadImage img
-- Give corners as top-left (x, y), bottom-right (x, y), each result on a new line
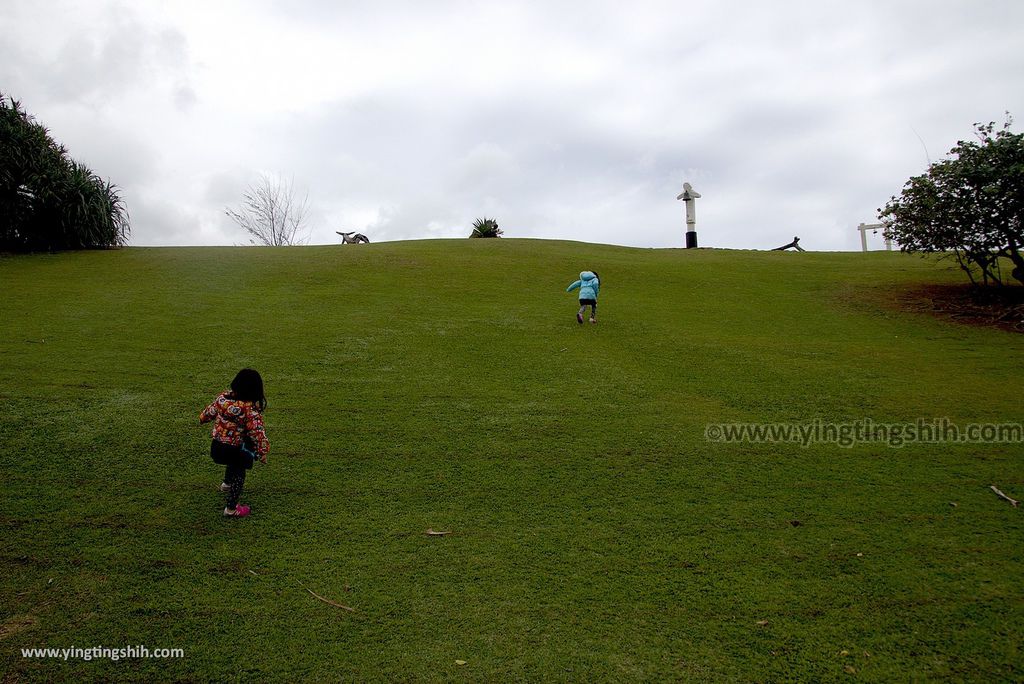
top-left (576, 313), bottom-right (584, 324)
top-left (224, 504), bottom-right (250, 517)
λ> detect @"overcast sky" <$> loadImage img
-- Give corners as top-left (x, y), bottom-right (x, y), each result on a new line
top-left (2, 1), bottom-right (1022, 250)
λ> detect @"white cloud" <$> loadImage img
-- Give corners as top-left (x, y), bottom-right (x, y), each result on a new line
top-left (2, 0), bottom-right (1023, 250)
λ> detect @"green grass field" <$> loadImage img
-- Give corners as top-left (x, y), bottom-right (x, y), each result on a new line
top-left (1, 239), bottom-right (1022, 682)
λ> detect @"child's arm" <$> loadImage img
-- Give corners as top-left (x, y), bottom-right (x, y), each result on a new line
top-left (199, 392), bottom-right (227, 423)
top-left (566, 280), bottom-right (581, 293)
top-left (245, 410), bottom-right (270, 463)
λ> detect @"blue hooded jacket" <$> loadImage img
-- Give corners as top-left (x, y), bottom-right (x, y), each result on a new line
top-left (566, 271), bottom-right (600, 300)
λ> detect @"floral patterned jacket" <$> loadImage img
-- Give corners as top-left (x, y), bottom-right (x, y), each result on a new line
top-left (200, 391), bottom-right (269, 459)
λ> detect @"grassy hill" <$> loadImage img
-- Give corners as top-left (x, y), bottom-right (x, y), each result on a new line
top-left (1, 239), bottom-right (1022, 681)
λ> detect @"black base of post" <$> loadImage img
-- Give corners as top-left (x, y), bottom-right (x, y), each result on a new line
top-left (685, 231), bottom-right (698, 249)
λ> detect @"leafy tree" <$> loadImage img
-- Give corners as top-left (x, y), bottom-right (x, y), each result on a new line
top-left (225, 174), bottom-right (309, 246)
top-left (880, 117), bottom-right (1024, 286)
top-left (0, 92), bottom-right (129, 251)
top-left (469, 217), bottom-right (502, 238)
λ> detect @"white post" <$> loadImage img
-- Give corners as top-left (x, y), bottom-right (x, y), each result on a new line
top-left (857, 223), bottom-right (869, 252)
top-left (677, 182), bottom-right (701, 248)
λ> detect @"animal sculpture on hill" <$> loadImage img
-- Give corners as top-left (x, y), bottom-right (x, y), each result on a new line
top-left (336, 231), bottom-right (370, 244)
top-left (772, 236), bottom-right (805, 252)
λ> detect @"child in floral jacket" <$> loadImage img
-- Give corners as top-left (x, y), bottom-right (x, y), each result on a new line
top-left (200, 369), bottom-right (269, 517)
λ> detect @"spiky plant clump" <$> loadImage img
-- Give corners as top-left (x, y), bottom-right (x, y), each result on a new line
top-left (0, 92), bottom-right (129, 251)
top-left (469, 217), bottom-right (502, 238)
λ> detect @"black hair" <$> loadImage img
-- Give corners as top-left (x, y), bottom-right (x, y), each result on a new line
top-left (593, 271), bottom-right (601, 284)
top-left (230, 368), bottom-right (267, 411)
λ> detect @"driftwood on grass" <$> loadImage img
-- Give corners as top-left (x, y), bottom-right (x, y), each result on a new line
top-left (336, 231), bottom-right (370, 244)
top-left (990, 485), bottom-right (1019, 507)
top-left (772, 236), bottom-right (806, 252)
top-left (298, 581), bottom-right (356, 612)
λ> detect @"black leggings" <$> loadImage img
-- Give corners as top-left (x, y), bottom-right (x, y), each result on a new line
top-left (211, 440), bottom-right (251, 509)
top-left (223, 463), bottom-right (247, 509)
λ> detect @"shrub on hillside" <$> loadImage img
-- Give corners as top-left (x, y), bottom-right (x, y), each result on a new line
top-left (0, 93), bottom-right (129, 251)
top-left (880, 117), bottom-right (1024, 286)
top-left (469, 217), bottom-right (502, 238)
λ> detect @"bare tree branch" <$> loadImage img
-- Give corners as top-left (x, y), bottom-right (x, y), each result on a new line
top-left (225, 174), bottom-right (310, 246)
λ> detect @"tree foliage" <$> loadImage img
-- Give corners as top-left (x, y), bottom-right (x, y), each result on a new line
top-left (0, 93), bottom-right (129, 251)
top-left (225, 174), bottom-right (310, 246)
top-left (469, 217), bottom-right (502, 238)
top-left (880, 117), bottom-right (1024, 286)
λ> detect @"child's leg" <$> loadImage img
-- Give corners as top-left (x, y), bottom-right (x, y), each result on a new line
top-left (589, 302), bottom-right (597, 321)
top-left (224, 463), bottom-right (247, 510)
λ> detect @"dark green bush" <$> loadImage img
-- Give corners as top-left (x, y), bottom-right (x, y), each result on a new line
top-left (1, 93), bottom-right (129, 251)
top-left (469, 217), bottom-right (502, 238)
top-left (881, 117), bottom-right (1023, 286)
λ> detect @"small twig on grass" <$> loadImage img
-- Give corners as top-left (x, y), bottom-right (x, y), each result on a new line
top-left (298, 581), bottom-right (356, 612)
top-left (990, 485), bottom-right (1019, 508)
top-left (425, 529), bottom-right (452, 536)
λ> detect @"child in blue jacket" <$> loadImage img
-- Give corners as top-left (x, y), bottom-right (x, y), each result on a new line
top-left (566, 271), bottom-right (600, 324)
